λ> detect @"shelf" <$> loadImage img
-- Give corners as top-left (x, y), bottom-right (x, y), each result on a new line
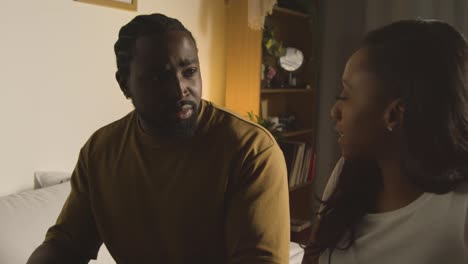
top-left (261, 88), bottom-right (313, 94)
top-left (291, 225), bottom-right (312, 244)
top-left (289, 181), bottom-right (313, 192)
top-left (273, 6), bottom-right (309, 19)
top-left (280, 129), bottom-right (314, 138)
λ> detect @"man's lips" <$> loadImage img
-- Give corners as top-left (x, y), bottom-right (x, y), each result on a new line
top-left (176, 104), bottom-right (194, 120)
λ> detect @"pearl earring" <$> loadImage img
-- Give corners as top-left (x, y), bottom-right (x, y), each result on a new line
top-left (387, 126), bottom-right (393, 132)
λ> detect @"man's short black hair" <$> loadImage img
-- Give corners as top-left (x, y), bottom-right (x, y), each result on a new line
top-left (114, 13), bottom-right (197, 79)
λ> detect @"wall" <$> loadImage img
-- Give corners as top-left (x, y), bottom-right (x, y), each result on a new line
top-left (0, 0), bottom-right (226, 196)
top-left (311, 0), bottom-right (367, 216)
top-left (224, 0), bottom-right (262, 117)
top-left (365, 0), bottom-right (468, 33)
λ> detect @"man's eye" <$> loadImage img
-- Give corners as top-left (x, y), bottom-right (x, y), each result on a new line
top-left (183, 67), bottom-right (198, 78)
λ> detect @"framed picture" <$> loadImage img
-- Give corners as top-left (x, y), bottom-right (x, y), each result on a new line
top-left (74, 0), bottom-right (137, 11)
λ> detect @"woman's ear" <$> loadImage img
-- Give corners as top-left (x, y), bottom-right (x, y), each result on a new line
top-left (384, 99), bottom-right (405, 132)
top-left (116, 71), bottom-right (131, 99)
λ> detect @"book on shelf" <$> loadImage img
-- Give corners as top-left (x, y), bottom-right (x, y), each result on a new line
top-left (278, 140), bottom-right (316, 189)
top-left (307, 152), bottom-right (316, 183)
top-left (297, 146), bottom-right (312, 186)
top-left (290, 141), bottom-right (305, 186)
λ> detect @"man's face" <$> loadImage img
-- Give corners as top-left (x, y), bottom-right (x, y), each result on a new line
top-left (123, 31), bottom-right (202, 137)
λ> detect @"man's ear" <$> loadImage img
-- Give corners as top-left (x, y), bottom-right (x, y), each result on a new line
top-left (383, 98), bottom-right (405, 131)
top-left (116, 71), bottom-right (130, 98)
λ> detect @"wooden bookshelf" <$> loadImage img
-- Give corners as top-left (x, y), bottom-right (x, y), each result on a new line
top-left (281, 129), bottom-right (314, 138)
top-left (289, 181), bottom-right (313, 192)
top-left (273, 6), bottom-right (309, 19)
top-left (291, 226), bottom-right (312, 244)
top-left (225, 1), bottom-right (322, 243)
top-left (261, 88), bottom-right (314, 94)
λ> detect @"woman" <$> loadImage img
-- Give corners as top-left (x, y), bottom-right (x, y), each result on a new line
top-left (303, 19), bottom-right (468, 264)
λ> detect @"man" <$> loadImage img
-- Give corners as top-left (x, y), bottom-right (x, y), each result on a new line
top-left (28, 13), bottom-right (290, 263)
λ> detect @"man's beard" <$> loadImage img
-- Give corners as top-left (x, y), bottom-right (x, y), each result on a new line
top-left (166, 102), bottom-right (198, 138)
top-left (136, 100), bottom-right (199, 139)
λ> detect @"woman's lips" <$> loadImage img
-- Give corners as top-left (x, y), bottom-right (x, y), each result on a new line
top-left (335, 129), bottom-right (344, 144)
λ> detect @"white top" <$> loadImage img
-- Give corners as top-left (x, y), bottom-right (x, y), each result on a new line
top-left (319, 158), bottom-right (468, 264)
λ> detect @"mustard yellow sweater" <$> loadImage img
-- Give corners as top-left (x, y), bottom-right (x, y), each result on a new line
top-left (45, 100), bottom-right (290, 263)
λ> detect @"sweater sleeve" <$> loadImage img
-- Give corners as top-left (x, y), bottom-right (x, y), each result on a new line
top-left (44, 141), bottom-right (102, 259)
top-left (225, 143), bottom-right (290, 264)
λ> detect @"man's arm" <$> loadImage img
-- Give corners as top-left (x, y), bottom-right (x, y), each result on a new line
top-left (27, 144), bottom-right (102, 263)
top-left (225, 142), bottom-right (290, 264)
top-left (27, 242), bottom-right (90, 264)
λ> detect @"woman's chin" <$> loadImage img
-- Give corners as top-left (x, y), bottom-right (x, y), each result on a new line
top-left (340, 150), bottom-right (351, 159)
top-left (339, 146), bottom-right (360, 160)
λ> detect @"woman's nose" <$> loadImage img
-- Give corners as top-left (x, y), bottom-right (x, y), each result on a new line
top-left (330, 102), bottom-right (341, 121)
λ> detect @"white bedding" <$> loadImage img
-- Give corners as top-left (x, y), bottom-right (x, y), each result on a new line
top-left (0, 178), bottom-right (304, 264)
top-left (290, 241), bottom-right (305, 264)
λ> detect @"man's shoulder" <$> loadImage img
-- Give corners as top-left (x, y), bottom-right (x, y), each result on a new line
top-left (84, 111), bottom-right (135, 152)
top-left (203, 100), bottom-right (277, 149)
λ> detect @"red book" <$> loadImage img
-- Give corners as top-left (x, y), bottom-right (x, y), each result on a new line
top-left (307, 152), bottom-right (316, 182)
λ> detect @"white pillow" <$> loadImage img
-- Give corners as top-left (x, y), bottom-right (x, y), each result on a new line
top-left (0, 182), bottom-right (71, 264)
top-left (0, 181), bottom-right (115, 264)
top-left (290, 242), bottom-right (305, 264)
top-left (34, 171), bottom-right (71, 189)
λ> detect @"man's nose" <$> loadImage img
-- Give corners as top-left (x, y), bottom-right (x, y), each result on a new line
top-left (169, 75), bottom-right (189, 100)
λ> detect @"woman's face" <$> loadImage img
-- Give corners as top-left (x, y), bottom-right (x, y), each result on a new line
top-left (331, 48), bottom-right (394, 159)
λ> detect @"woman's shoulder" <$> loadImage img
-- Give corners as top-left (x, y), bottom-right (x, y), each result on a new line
top-left (451, 182), bottom-right (468, 212)
top-left (454, 181), bottom-right (468, 194)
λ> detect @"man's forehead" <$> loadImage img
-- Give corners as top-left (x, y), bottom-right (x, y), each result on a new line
top-left (134, 32), bottom-right (195, 53)
top-left (133, 35), bottom-right (166, 56)
top-left (132, 34), bottom-right (198, 70)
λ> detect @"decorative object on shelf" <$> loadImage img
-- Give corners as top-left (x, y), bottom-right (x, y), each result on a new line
top-left (279, 115), bottom-right (297, 131)
top-left (263, 65), bottom-right (277, 88)
top-left (279, 47), bottom-right (304, 87)
top-left (265, 116), bottom-right (289, 134)
top-left (263, 25), bottom-right (286, 58)
top-left (279, 47), bottom-right (304, 71)
top-left (74, 0), bottom-right (137, 11)
top-left (249, 112), bottom-right (297, 136)
top-left (247, 0), bottom-right (277, 30)
top-left (261, 20), bottom-right (286, 88)
top-left (247, 111), bottom-right (282, 138)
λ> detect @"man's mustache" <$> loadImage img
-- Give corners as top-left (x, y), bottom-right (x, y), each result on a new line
top-left (175, 100), bottom-right (197, 111)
